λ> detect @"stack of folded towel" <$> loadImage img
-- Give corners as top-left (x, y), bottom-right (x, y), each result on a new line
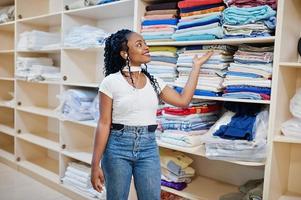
top-left (64, 25), bottom-right (109, 49)
top-left (61, 162), bottom-right (106, 199)
top-left (58, 89), bottom-right (98, 121)
top-left (65, 0), bottom-right (119, 10)
top-left (147, 46), bottom-right (178, 85)
top-left (175, 45), bottom-right (235, 97)
top-left (223, 0), bottom-right (277, 10)
top-left (160, 149), bottom-right (195, 191)
top-left (222, 44), bottom-right (273, 100)
top-left (17, 30), bottom-right (61, 50)
top-left (16, 57), bottom-right (60, 82)
top-left (141, 2), bottom-right (179, 42)
top-left (156, 100), bottom-right (221, 147)
top-left (222, 5), bottom-right (276, 38)
top-left (172, 0), bottom-right (225, 41)
top-left (0, 5), bottom-right (15, 24)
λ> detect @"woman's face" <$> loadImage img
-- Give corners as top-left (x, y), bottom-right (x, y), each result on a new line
top-left (125, 32), bottom-right (151, 66)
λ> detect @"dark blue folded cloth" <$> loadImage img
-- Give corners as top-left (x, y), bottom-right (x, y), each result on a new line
top-left (213, 115), bottom-right (256, 141)
top-left (142, 18), bottom-right (178, 26)
top-left (180, 3), bottom-right (225, 13)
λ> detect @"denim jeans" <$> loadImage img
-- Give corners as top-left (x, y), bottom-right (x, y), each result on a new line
top-left (101, 125), bottom-right (161, 200)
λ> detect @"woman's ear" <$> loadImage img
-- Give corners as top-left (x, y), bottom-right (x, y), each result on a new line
top-left (120, 51), bottom-right (128, 60)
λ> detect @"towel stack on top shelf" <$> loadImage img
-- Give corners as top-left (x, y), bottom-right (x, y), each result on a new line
top-left (223, 0), bottom-right (277, 10)
top-left (173, 0), bottom-right (225, 41)
top-left (0, 5), bottom-right (15, 24)
top-left (141, 2), bottom-right (179, 42)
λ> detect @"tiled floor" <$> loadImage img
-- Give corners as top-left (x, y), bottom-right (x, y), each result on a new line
top-left (0, 162), bottom-right (72, 200)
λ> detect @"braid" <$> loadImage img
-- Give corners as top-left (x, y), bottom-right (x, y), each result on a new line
top-left (104, 29), bottom-right (132, 76)
top-left (142, 64), bottom-right (162, 104)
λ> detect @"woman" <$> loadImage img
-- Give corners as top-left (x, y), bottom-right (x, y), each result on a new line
top-left (91, 29), bottom-right (212, 200)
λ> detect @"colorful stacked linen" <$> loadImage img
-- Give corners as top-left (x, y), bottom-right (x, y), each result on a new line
top-left (175, 45), bottom-right (235, 97)
top-left (201, 102), bottom-right (269, 162)
top-left (222, 5), bottom-right (276, 38)
top-left (222, 44), bottom-right (273, 100)
top-left (146, 46), bottom-right (178, 85)
top-left (61, 162), bottom-right (106, 199)
top-left (223, 0), bottom-right (277, 10)
top-left (160, 149), bottom-right (195, 191)
top-left (173, 0), bottom-right (226, 41)
top-left (141, 2), bottom-right (179, 42)
top-left (156, 100), bottom-right (221, 147)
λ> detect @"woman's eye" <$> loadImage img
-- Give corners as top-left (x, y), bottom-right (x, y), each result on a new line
top-left (137, 43), bottom-right (142, 47)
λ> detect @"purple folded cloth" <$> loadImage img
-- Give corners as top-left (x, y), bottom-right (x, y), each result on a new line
top-left (161, 180), bottom-right (187, 191)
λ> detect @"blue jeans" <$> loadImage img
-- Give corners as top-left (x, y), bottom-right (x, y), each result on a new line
top-left (101, 125), bottom-right (161, 200)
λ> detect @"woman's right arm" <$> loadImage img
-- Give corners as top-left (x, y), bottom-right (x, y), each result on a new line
top-left (91, 92), bottom-right (112, 192)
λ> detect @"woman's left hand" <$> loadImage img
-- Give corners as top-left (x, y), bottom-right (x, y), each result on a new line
top-left (192, 51), bottom-right (214, 69)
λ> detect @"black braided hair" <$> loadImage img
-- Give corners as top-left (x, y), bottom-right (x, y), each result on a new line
top-left (103, 29), bottom-right (162, 102)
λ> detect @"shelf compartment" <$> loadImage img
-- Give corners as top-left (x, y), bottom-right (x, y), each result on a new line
top-left (0, 106), bottom-right (14, 129)
top-left (62, 9), bottom-right (133, 47)
top-left (272, 67), bottom-right (301, 138)
top-left (161, 175), bottom-right (238, 200)
top-left (16, 138), bottom-right (59, 182)
top-left (16, 110), bottom-right (60, 151)
top-left (0, 20), bottom-right (14, 50)
top-left (61, 49), bottom-right (104, 85)
top-left (0, 0), bottom-right (14, 7)
top-left (16, 0), bottom-right (62, 20)
top-left (63, 0), bottom-right (134, 20)
top-left (0, 79), bottom-right (14, 106)
top-left (60, 121), bottom-right (94, 164)
top-left (16, 80), bottom-right (60, 110)
top-left (157, 141), bottom-right (265, 167)
top-left (60, 155), bottom-right (96, 200)
top-left (16, 14), bottom-right (62, 51)
top-left (0, 53), bottom-right (14, 78)
top-left (267, 143), bottom-right (301, 199)
top-left (279, 193), bottom-right (301, 200)
top-left (0, 132), bottom-right (15, 158)
top-left (277, 0), bottom-right (301, 63)
top-left (146, 37), bottom-right (275, 46)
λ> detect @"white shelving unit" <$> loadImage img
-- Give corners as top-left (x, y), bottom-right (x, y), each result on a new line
top-left (263, 0), bottom-right (301, 200)
top-left (0, 0), bottom-right (298, 199)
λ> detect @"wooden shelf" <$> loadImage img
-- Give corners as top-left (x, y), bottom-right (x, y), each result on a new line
top-left (0, 100), bottom-right (15, 108)
top-left (64, 0), bottom-right (134, 20)
top-left (62, 46), bottom-right (103, 52)
top-left (278, 193), bottom-right (301, 200)
top-left (16, 79), bottom-right (61, 85)
top-left (17, 12), bottom-right (62, 26)
top-left (17, 133), bottom-right (60, 152)
top-left (61, 150), bottom-right (92, 165)
top-left (0, 124), bottom-right (15, 136)
top-left (157, 140), bottom-right (265, 167)
top-left (16, 106), bottom-right (59, 119)
top-left (0, 149), bottom-right (15, 162)
top-left (18, 159), bottom-right (59, 183)
top-left (63, 119), bottom-right (97, 128)
top-left (16, 48), bottom-right (61, 53)
top-left (60, 184), bottom-right (97, 200)
top-left (280, 62), bottom-right (301, 68)
top-left (274, 135), bottom-right (301, 144)
top-left (0, 50), bottom-right (14, 54)
top-left (193, 96), bottom-right (270, 104)
top-left (0, 22), bottom-right (14, 31)
top-left (0, 21), bottom-right (15, 27)
top-left (161, 175), bottom-right (238, 200)
top-left (147, 36), bottom-right (275, 46)
top-left (0, 77), bottom-right (14, 81)
top-left (62, 82), bottom-right (99, 88)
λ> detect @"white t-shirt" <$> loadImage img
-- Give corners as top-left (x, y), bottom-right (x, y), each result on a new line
top-left (98, 71), bottom-right (167, 126)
